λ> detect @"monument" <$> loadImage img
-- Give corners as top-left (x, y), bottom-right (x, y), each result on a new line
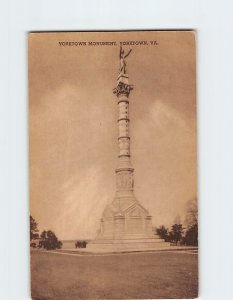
top-left (87, 47), bottom-right (169, 251)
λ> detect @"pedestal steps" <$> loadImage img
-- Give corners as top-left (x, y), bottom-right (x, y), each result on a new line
top-left (87, 238), bottom-right (169, 252)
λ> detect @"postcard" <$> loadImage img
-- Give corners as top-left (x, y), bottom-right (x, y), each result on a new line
top-left (29, 31), bottom-right (198, 299)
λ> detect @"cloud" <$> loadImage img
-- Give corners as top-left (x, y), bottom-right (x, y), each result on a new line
top-left (131, 99), bottom-right (197, 227)
top-left (54, 164), bottom-right (113, 239)
top-left (148, 100), bottom-right (187, 130)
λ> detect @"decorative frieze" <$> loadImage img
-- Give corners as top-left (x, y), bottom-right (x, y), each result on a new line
top-left (116, 172), bottom-right (134, 190)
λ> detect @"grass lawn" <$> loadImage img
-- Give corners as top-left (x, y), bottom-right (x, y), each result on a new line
top-left (31, 250), bottom-right (198, 299)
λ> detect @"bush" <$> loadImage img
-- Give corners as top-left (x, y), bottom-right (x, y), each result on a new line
top-left (38, 230), bottom-right (62, 250)
top-left (75, 240), bottom-right (87, 248)
top-left (156, 225), bottom-right (170, 242)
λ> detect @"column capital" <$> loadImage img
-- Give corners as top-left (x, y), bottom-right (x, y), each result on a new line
top-left (113, 82), bottom-right (133, 97)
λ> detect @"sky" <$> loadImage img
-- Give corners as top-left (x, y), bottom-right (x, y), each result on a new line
top-left (29, 31), bottom-right (197, 239)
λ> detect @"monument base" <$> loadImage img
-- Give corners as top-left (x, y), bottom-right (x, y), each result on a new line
top-left (86, 197), bottom-right (171, 253)
top-left (87, 237), bottom-right (170, 252)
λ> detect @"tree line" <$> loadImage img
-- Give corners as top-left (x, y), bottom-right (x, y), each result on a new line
top-left (156, 197), bottom-right (198, 246)
top-left (156, 223), bottom-right (198, 246)
top-left (30, 197), bottom-right (198, 249)
top-left (30, 216), bottom-right (62, 250)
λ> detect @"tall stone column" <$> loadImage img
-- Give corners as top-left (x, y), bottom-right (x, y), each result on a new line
top-left (113, 78), bottom-right (135, 210)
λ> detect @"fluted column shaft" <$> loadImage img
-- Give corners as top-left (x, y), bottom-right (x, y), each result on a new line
top-left (113, 83), bottom-right (134, 199)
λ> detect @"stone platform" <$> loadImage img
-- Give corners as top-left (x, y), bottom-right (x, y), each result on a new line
top-left (87, 237), bottom-right (170, 252)
top-left (62, 236), bottom-right (170, 253)
top-left (59, 245), bottom-right (197, 255)
top-left (86, 197), bottom-right (170, 253)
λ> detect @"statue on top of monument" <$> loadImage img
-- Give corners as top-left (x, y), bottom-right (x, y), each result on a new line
top-left (119, 46), bottom-right (132, 75)
top-left (114, 46), bottom-right (133, 95)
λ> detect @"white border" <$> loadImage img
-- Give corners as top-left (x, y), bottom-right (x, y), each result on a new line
top-left (1, 1), bottom-right (233, 299)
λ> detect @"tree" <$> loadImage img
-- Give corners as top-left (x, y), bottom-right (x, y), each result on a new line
top-left (156, 225), bottom-right (170, 242)
top-left (183, 197), bottom-right (198, 246)
top-left (30, 215), bottom-right (39, 248)
top-left (38, 230), bottom-right (62, 250)
top-left (169, 224), bottom-right (184, 245)
top-left (184, 223), bottom-right (198, 246)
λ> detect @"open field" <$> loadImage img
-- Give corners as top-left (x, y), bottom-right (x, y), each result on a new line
top-left (31, 250), bottom-right (198, 299)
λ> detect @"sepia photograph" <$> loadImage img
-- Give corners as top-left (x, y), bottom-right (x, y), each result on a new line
top-left (29, 31), bottom-right (198, 299)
